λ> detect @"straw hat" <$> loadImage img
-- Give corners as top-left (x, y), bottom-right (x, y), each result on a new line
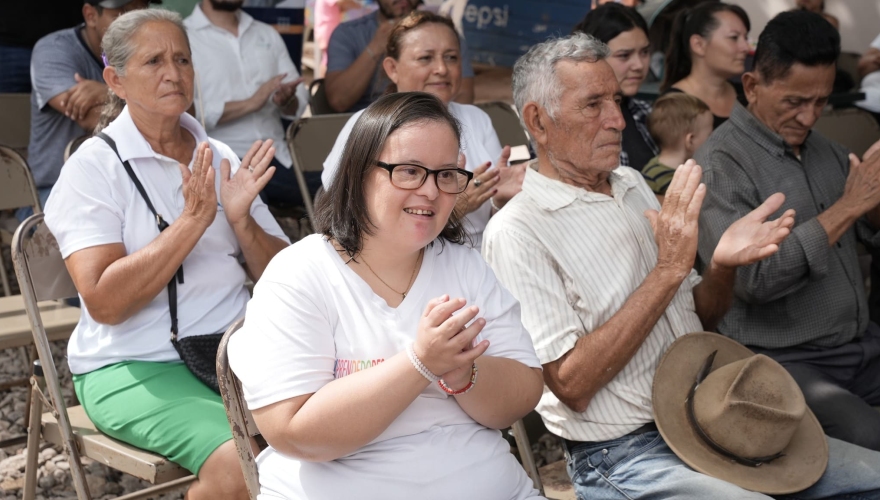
top-left (652, 332), bottom-right (828, 494)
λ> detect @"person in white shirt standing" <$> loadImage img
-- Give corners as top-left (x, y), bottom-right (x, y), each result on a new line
top-left (185, 0), bottom-right (318, 209)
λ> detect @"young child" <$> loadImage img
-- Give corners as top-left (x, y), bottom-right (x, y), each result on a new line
top-left (643, 93), bottom-right (714, 202)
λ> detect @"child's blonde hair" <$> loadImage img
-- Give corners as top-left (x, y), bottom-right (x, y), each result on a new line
top-left (647, 93), bottom-right (711, 150)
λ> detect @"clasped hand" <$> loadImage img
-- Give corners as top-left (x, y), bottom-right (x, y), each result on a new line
top-left (413, 295), bottom-right (490, 391)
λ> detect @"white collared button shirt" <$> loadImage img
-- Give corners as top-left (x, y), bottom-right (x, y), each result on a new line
top-left (44, 106), bottom-right (289, 375)
top-left (483, 166), bottom-right (704, 442)
top-left (185, 5), bottom-right (309, 168)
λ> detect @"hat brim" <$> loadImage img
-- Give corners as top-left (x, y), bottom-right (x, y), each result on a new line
top-left (652, 332), bottom-right (828, 494)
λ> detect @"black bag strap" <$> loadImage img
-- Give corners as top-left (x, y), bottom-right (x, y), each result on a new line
top-left (97, 132), bottom-right (184, 340)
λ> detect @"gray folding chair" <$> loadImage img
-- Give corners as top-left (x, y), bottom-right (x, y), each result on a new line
top-left (814, 107), bottom-right (880, 157)
top-left (12, 213), bottom-right (193, 500)
top-left (308, 79), bottom-right (335, 117)
top-left (476, 101), bottom-right (531, 149)
top-left (0, 93), bottom-right (31, 153)
top-left (216, 318), bottom-right (261, 500)
top-left (511, 414), bottom-right (576, 499)
top-left (286, 112), bottom-right (355, 229)
top-left (0, 145), bottom-right (40, 296)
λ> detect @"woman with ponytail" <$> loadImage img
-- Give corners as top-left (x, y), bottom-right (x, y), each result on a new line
top-left (660, 1), bottom-right (750, 128)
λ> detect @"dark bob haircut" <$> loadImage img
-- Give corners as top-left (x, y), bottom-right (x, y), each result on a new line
top-left (314, 92), bottom-right (469, 257)
top-left (661, 1), bottom-right (750, 91)
top-left (572, 2), bottom-right (649, 46)
top-left (753, 10), bottom-right (840, 83)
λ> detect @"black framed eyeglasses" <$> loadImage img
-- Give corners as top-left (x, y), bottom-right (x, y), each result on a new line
top-left (376, 161), bottom-right (474, 195)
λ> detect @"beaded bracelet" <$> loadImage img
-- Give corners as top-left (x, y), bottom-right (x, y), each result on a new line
top-left (406, 344), bottom-right (440, 383)
top-left (438, 363), bottom-right (478, 395)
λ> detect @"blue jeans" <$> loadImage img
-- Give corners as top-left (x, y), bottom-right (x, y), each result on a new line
top-left (259, 157), bottom-right (323, 209)
top-left (566, 431), bottom-right (880, 499)
top-left (0, 44), bottom-right (32, 93)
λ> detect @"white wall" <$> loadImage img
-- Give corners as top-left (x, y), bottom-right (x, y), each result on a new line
top-left (731, 0), bottom-right (880, 54)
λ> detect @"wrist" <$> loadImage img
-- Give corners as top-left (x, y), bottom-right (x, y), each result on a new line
top-left (651, 262), bottom-right (690, 285)
top-left (228, 213), bottom-right (255, 235)
top-left (706, 257), bottom-right (736, 278)
top-left (366, 43), bottom-right (383, 62)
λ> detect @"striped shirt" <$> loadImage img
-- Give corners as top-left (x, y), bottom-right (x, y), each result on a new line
top-left (641, 156), bottom-right (675, 195)
top-left (483, 166), bottom-right (703, 442)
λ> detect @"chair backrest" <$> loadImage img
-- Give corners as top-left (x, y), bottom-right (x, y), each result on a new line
top-left (476, 101), bottom-right (530, 149)
top-left (63, 135), bottom-right (90, 163)
top-left (813, 108), bottom-right (880, 158)
top-left (308, 79), bottom-right (335, 116)
top-left (286, 112), bottom-right (354, 229)
top-left (0, 145), bottom-right (41, 213)
top-left (11, 214), bottom-right (77, 304)
top-left (838, 51), bottom-right (862, 87)
top-left (0, 93), bottom-right (31, 150)
top-left (511, 418), bottom-right (544, 495)
top-left (216, 318), bottom-right (261, 500)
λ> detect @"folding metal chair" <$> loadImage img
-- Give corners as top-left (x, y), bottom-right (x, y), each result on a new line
top-left (308, 79), bottom-right (335, 116)
top-left (285, 112), bottom-right (355, 229)
top-left (12, 213), bottom-right (193, 500)
top-left (0, 93), bottom-right (31, 152)
top-left (814, 107), bottom-right (880, 157)
top-left (216, 318), bottom-right (261, 500)
top-left (0, 144), bottom-right (40, 296)
top-left (511, 414), bottom-right (576, 499)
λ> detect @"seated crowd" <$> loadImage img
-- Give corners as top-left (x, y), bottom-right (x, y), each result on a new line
top-left (12, 0), bottom-right (880, 498)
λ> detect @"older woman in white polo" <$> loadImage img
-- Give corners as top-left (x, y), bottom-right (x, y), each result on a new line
top-left (43, 10), bottom-right (288, 500)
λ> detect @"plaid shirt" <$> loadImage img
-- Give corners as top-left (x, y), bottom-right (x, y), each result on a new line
top-left (619, 98), bottom-right (659, 169)
top-left (696, 103), bottom-right (880, 349)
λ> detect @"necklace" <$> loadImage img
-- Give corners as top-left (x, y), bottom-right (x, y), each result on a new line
top-left (359, 248), bottom-right (423, 299)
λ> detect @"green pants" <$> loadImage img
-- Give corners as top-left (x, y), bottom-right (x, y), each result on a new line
top-left (73, 361), bottom-right (232, 475)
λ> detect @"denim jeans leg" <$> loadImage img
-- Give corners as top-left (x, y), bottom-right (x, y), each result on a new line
top-left (567, 432), bottom-right (770, 500)
top-left (780, 437), bottom-right (880, 500)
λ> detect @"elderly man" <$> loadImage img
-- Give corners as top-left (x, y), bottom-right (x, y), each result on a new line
top-left (696, 11), bottom-right (880, 452)
top-left (484, 32), bottom-right (880, 499)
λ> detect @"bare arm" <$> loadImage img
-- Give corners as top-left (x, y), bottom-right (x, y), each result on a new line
top-left (543, 266), bottom-right (684, 413)
top-left (324, 19), bottom-right (394, 112)
top-left (65, 146), bottom-right (218, 325)
top-left (217, 74), bottom-right (286, 126)
top-left (217, 140), bottom-right (290, 280)
top-left (253, 352), bottom-right (430, 462)
top-left (253, 296), bottom-right (489, 462)
top-left (545, 161), bottom-right (706, 413)
top-left (452, 360), bottom-right (542, 429)
top-left (47, 92), bottom-right (102, 133)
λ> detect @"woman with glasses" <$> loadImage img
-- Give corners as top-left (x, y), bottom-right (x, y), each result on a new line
top-left (321, 10), bottom-right (524, 249)
top-left (228, 91), bottom-right (545, 499)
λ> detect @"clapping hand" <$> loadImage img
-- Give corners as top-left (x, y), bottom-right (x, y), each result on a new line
top-left (712, 193), bottom-right (795, 268)
top-left (644, 160), bottom-right (706, 280)
top-left (272, 76), bottom-right (305, 111)
top-left (179, 142), bottom-right (218, 228)
top-left (220, 139), bottom-right (276, 228)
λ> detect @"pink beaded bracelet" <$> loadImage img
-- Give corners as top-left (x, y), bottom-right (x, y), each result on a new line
top-left (438, 363), bottom-right (478, 395)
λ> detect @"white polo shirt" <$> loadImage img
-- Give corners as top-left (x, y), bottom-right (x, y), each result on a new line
top-left (185, 5), bottom-right (309, 167)
top-left (321, 102), bottom-right (501, 249)
top-left (44, 106), bottom-right (289, 375)
top-left (484, 166), bottom-right (703, 443)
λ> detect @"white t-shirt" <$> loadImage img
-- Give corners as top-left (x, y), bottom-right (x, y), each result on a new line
top-left (44, 106), bottom-right (289, 375)
top-left (228, 235), bottom-right (543, 500)
top-left (321, 102), bottom-right (503, 249)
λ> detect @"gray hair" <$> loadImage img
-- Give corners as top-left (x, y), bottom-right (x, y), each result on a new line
top-left (512, 32), bottom-right (610, 129)
top-left (95, 9), bottom-right (189, 133)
